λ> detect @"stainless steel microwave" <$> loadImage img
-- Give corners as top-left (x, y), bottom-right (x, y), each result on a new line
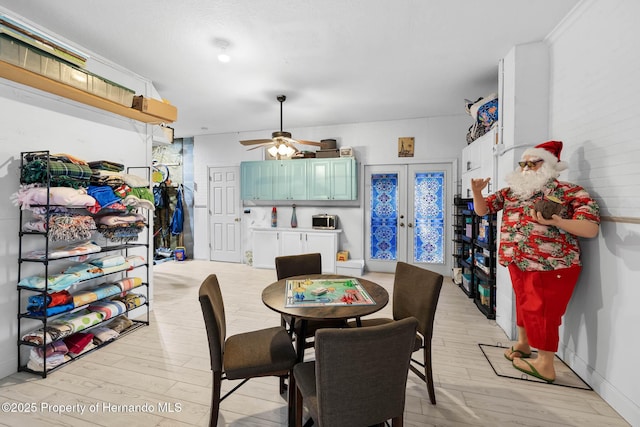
top-left (312, 214), bottom-right (338, 230)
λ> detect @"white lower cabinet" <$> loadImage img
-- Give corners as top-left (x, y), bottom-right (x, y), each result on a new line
top-left (251, 228), bottom-right (340, 273)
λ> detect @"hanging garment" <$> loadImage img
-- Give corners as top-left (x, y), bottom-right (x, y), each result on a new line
top-left (170, 185), bottom-right (184, 235)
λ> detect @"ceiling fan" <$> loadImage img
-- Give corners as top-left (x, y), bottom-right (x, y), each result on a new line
top-left (240, 95), bottom-right (322, 157)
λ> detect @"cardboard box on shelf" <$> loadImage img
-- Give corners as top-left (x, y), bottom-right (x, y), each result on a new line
top-left (132, 95), bottom-right (177, 122)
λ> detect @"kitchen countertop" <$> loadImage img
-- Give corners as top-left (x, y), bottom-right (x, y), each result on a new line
top-left (249, 227), bottom-right (342, 233)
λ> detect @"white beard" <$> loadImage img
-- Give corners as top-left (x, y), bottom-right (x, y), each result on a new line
top-left (505, 162), bottom-right (559, 200)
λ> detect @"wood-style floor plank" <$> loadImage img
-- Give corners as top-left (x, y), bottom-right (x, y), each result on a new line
top-left (0, 260), bottom-right (630, 426)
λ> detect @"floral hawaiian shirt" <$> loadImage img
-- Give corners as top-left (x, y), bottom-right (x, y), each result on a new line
top-left (485, 179), bottom-right (600, 271)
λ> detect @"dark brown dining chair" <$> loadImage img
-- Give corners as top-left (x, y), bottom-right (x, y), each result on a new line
top-left (293, 317), bottom-right (419, 427)
top-left (198, 274), bottom-right (297, 427)
top-left (347, 261), bottom-right (443, 404)
top-left (275, 253), bottom-right (347, 345)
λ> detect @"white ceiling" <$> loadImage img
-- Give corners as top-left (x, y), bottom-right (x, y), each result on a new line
top-left (0, 0), bottom-right (580, 139)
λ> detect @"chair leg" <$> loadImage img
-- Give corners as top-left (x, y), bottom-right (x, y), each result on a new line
top-left (295, 382), bottom-right (303, 427)
top-left (424, 345), bottom-right (436, 405)
top-left (391, 414), bottom-right (404, 426)
top-left (210, 370), bottom-right (222, 427)
top-left (287, 370), bottom-right (296, 427)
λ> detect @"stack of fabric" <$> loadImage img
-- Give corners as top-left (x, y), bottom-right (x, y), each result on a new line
top-left (25, 314), bottom-right (137, 371)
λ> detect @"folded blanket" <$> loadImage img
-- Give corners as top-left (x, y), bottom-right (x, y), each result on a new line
top-left (68, 341), bottom-right (96, 357)
top-left (11, 185), bottom-right (97, 210)
top-left (88, 300), bottom-right (127, 320)
top-left (64, 332), bottom-right (94, 354)
top-left (121, 173), bottom-right (149, 188)
top-left (115, 277), bottom-right (143, 292)
top-left (73, 283), bottom-right (123, 307)
top-left (115, 293), bottom-right (147, 310)
top-left (107, 315), bottom-right (133, 333)
top-left (90, 254), bottom-right (126, 268)
top-left (88, 160), bottom-right (125, 172)
top-left (22, 322), bottom-right (75, 345)
top-left (58, 310), bottom-right (104, 333)
top-left (87, 185), bottom-right (122, 209)
top-left (22, 214), bottom-right (96, 241)
top-left (91, 326), bottom-right (119, 344)
top-left (100, 262), bottom-right (130, 275)
top-left (18, 273), bottom-right (80, 292)
top-left (21, 241), bottom-right (102, 261)
top-left (22, 159), bottom-right (93, 187)
top-left (97, 224), bottom-right (145, 243)
top-left (27, 290), bottom-right (73, 312)
top-left (32, 340), bottom-right (69, 359)
top-left (95, 213), bottom-right (146, 226)
top-left (27, 354), bottom-right (70, 372)
top-left (27, 302), bottom-right (75, 317)
top-left (125, 255), bottom-right (146, 269)
top-left (63, 263), bottom-right (104, 281)
top-left (90, 174), bottom-right (125, 188)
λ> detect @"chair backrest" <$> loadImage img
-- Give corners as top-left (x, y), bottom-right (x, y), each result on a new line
top-left (198, 274), bottom-right (227, 372)
top-left (275, 252), bottom-right (322, 280)
top-left (392, 262), bottom-right (443, 339)
top-left (314, 317), bottom-right (418, 427)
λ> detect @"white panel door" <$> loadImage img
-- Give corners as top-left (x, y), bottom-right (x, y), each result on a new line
top-left (208, 166), bottom-right (241, 262)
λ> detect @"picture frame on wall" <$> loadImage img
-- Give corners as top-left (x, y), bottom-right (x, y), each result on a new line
top-left (398, 137), bottom-right (414, 157)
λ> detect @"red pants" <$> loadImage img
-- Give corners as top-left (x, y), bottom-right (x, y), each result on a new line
top-left (508, 264), bottom-right (581, 352)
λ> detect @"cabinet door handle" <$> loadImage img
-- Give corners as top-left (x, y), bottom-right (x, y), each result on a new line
top-left (408, 223), bottom-right (413, 228)
top-left (399, 222), bottom-right (405, 227)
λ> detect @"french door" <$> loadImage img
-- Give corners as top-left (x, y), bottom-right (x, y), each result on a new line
top-left (364, 163), bottom-right (453, 275)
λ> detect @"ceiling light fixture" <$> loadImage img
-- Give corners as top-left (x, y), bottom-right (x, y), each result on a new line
top-left (214, 38), bottom-right (231, 63)
top-left (268, 142), bottom-right (296, 159)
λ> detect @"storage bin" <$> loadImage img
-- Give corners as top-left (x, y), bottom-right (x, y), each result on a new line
top-left (462, 273), bottom-right (472, 293)
top-left (478, 283), bottom-right (490, 306)
top-left (0, 34), bottom-right (20, 65)
top-left (60, 62), bottom-right (88, 91)
top-left (336, 259), bottom-right (364, 277)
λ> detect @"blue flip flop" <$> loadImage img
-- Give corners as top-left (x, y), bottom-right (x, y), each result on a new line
top-left (504, 346), bottom-right (532, 361)
top-left (512, 358), bottom-right (555, 383)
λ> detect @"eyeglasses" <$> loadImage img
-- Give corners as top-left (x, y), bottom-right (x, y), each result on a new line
top-left (518, 159), bottom-right (544, 169)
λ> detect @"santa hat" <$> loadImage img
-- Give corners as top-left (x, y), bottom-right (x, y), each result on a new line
top-left (522, 140), bottom-right (568, 171)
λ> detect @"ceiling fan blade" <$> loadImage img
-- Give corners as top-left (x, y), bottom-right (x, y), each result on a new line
top-left (240, 139), bottom-right (274, 146)
top-left (295, 139), bottom-right (323, 147)
top-left (246, 144), bottom-right (272, 151)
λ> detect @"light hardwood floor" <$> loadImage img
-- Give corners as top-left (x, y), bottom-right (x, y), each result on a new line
top-left (0, 260), bottom-right (630, 426)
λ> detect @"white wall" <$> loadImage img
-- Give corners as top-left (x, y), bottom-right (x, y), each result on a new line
top-left (192, 114), bottom-right (471, 264)
top-left (0, 8), bottom-right (156, 380)
top-left (547, 0), bottom-right (640, 424)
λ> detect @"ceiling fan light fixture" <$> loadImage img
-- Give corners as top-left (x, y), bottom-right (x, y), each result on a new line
top-left (214, 38), bottom-right (231, 63)
top-left (268, 145), bottom-right (279, 157)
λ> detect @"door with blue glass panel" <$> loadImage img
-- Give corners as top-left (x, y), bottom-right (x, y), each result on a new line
top-left (364, 163), bottom-right (452, 275)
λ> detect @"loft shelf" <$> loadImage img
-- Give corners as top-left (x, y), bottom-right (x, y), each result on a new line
top-left (0, 60), bottom-right (173, 124)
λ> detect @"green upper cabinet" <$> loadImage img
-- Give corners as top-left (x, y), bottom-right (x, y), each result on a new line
top-left (273, 160), bottom-right (308, 200)
top-left (240, 161), bottom-right (275, 200)
top-left (308, 158), bottom-right (356, 200)
top-left (241, 158), bottom-right (357, 201)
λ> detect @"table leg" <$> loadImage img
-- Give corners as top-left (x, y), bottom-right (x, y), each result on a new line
top-left (296, 319), bottom-right (308, 362)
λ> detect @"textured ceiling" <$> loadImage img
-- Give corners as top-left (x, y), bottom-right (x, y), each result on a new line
top-left (0, 0), bottom-right (579, 138)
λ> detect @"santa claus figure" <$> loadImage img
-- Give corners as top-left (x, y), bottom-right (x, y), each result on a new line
top-left (471, 140), bottom-right (600, 383)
